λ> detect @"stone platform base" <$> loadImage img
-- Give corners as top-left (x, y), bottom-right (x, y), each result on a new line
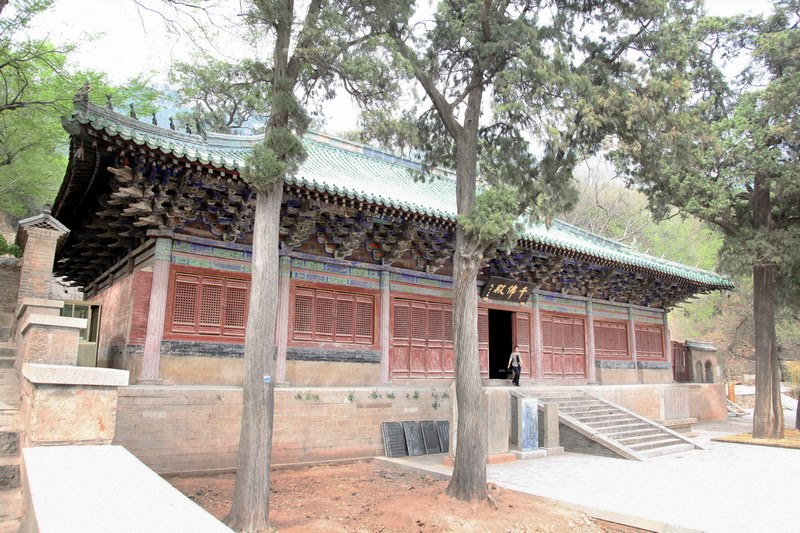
top-left (511, 449), bottom-right (547, 460)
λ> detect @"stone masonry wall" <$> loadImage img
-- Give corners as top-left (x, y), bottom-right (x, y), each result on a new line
top-left (114, 386), bottom-right (452, 474)
top-left (0, 258), bottom-right (21, 340)
top-left (94, 270), bottom-right (152, 372)
top-left (17, 228), bottom-right (59, 301)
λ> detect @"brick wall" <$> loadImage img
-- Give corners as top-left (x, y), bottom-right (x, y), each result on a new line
top-left (114, 386), bottom-right (452, 474)
top-left (95, 275), bottom-right (135, 370)
top-left (17, 228), bottom-right (59, 301)
top-left (0, 258), bottom-right (21, 340)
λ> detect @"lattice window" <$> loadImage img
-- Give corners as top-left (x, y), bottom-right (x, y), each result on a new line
top-left (393, 302), bottom-right (410, 340)
top-left (293, 290), bottom-right (314, 340)
top-left (355, 298), bottom-right (373, 341)
top-left (411, 304), bottom-right (427, 340)
top-left (594, 321), bottom-right (629, 359)
top-left (443, 308), bottom-right (453, 342)
top-left (224, 284), bottom-right (248, 330)
top-left (292, 287), bottom-right (374, 344)
top-left (173, 275), bottom-right (198, 325)
top-left (635, 324), bottom-right (664, 359)
top-left (169, 271), bottom-right (250, 338)
top-left (428, 306), bottom-right (443, 342)
top-left (315, 292), bottom-right (335, 340)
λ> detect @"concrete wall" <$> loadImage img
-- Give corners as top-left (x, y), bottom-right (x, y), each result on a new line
top-left (590, 383), bottom-right (727, 422)
top-left (114, 385), bottom-right (452, 474)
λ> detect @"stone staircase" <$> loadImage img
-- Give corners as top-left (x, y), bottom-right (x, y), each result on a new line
top-left (535, 392), bottom-right (702, 461)
top-left (726, 399), bottom-right (748, 417)
top-left (0, 341), bottom-right (22, 532)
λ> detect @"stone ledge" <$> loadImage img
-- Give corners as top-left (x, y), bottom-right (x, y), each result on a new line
top-left (22, 364), bottom-right (129, 387)
top-left (15, 299), bottom-right (63, 320)
top-left (511, 449), bottom-right (547, 460)
top-left (18, 313), bottom-right (86, 334)
top-left (21, 445), bottom-right (231, 533)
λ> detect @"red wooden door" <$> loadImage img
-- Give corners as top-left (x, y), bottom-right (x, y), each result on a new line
top-left (426, 303), bottom-right (444, 377)
top-left (391, 299), bottom-right (455, 379)
top-left (478, 308), bottom-right (489, 377)
top-left (514, 312), bottom-right (532, 378)
top-left (541, 314), bottom-right (587, 379)
top-left (442, 306), bottom-right (454, 377)
top-left (410, 301), bottom-right (427, 377)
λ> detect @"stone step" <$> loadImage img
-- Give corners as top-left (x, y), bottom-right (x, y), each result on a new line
top-left (0, 433), bottom-right (17, 458)
top-left (574, 412), bottom-right (631, 423)
top-left (0, 412), bottom-right (19, 432)
top-left (585, 417), bottom-right (641, 429)
top-left (604, 427), bottom-right (664, 439)
top-left (0, 360), bottom-right (11, 370)
top-left (559, 405), bottom-right (615, 414)
top-left (617, 432), bottom-right (674, 446)
top-left (628, 437), bottom-right (684, 451)
top-left (0, 487), bottom-right (22, 522)
top-left (0, 347), bottom-right (13, 359)
top-left (0, 457), bottom-right (20, 490)
top-left (595, 421), bottom-right (652, 433)
top-left (639, 442), bottom-right (696, 458)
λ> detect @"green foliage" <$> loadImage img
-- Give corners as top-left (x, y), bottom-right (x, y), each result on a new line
top-left (612, 1), bottom-right (800, 305)
top-left (459, 185), bottom-right (521, 249)
top-left (347, 391), bottom-right (355, 402)
top-left (170, 56), bottom-right (270, 133)
top-left (0, 1), bottom-right (156, 217)
top-left (356, 0), bottom-right (701, 248)
top-left (0, 234), bottom-right (20, 257)
top-left (242, 128), bottom-right (307, 190)
top-left (369, 389), bottom-right (381, 399)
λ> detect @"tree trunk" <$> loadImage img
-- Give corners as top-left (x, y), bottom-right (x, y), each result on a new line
top-left (445, 84), bottom-right (487, 502)
top-left (751, 173), bottom-right (784, 440)
top-left (796, 394), bottom-right (799, 430)
top-left (446, 228), bottom-right (487, 501)
top-left (224, 183), bottom-right (283, 532)
top-left (752, 263), bottom-right (783, 439)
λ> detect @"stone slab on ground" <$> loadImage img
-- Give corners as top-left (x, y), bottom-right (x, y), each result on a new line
top-left (385, 411), bottom-right (797, 533)
top-left (22, 445), bottom-right (231, 533)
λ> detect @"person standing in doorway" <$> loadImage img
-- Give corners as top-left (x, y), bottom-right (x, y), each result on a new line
top-left (507, 346), bottom-right (522, 387)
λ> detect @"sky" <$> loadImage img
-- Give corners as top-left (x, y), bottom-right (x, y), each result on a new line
top-left (27, 0), bottom-right (773, 134)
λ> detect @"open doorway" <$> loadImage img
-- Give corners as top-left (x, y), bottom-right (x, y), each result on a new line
top-left (488, 309), bottom-right (513, 379)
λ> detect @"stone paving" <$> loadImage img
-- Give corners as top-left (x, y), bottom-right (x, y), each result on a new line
top-left (380, 407), bottom-right (798, 533)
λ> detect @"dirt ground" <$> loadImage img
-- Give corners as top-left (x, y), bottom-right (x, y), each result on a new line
top-left (167, 460), bottom-right (607, 532)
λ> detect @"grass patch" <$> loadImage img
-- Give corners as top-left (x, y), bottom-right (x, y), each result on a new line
top-left (712, 429), bottom-right (800, 450)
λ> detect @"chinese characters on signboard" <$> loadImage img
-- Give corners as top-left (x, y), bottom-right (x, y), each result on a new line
top-left (480, 277), bottom-right (534, 303)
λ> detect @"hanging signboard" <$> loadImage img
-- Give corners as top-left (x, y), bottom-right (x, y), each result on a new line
top-left (481, 277), bottom-right (534, 303)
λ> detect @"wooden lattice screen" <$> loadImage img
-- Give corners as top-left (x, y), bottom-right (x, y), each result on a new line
top-left (593, 320), bottom-right (629, 359)
top-left (390, 299), bottom-right (455, 378)
top-left (634, 324), bottom-right (665, 359)
top-left (292, 287), bottom-right (374, 344)
top-left (169, 272), bottom-right (249, 338)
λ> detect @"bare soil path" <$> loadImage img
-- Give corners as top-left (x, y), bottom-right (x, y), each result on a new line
top-left (168, 460), bottom-right (606, 532)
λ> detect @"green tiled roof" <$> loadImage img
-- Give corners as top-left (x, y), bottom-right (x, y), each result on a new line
top-left (71, 102), bottom-right (733, 289)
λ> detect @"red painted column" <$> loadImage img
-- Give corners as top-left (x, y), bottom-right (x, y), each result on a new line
top-left (628, 307), bottom-right (639, 383)
top-left (586, 299), bottom-right (597, 383)
top-left (275, 255), bottom-right (291, 383)
top-left (139, 237), bottom-right (172, 384)
top-left (380, 269), bottom-right (390, 384)
top-left (532, 293), bottom-right (543, 382)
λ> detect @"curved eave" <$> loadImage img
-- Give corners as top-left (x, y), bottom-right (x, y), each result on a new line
top-left (74, 115), bottom-right (733, 292)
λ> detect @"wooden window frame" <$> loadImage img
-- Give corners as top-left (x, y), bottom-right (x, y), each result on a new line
top-left (164, 265), bottom-right (251, 344)
top-left (289, 282), bottom-right (378, 348)
top-left (593, 319), bottom-right (631, 360)
top-left (635, 323), bottom-right (666, 360)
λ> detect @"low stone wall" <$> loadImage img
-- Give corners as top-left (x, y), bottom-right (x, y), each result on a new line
top-left (0, 257), bottom-right (21, 340)
top-left (114, 385), bottom-right (451, 474)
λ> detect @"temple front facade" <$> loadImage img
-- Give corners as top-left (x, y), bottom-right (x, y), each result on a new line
top-left (51, 100), bottom-right (733, 390)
